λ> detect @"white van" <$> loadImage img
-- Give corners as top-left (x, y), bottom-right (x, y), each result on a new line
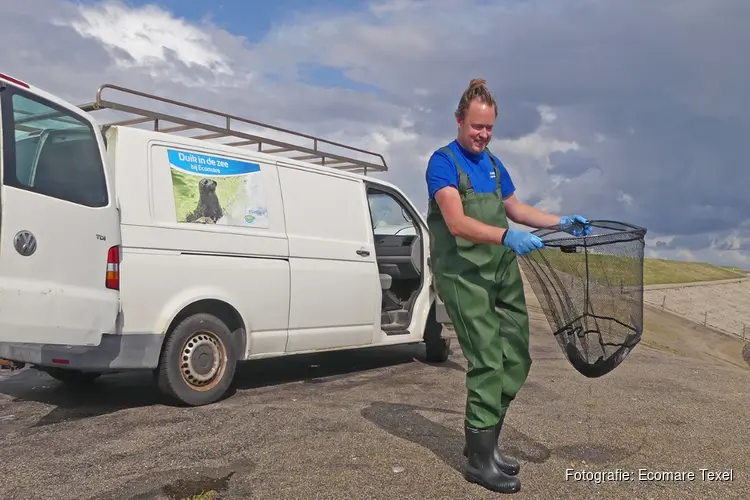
top-left (0, 73), bottom-right (453, 405)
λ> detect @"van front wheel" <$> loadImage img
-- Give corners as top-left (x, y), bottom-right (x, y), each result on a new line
top-left (156, 313), bottom-right (237, 406)
top-left (425, 337), bottom-right (451, 363)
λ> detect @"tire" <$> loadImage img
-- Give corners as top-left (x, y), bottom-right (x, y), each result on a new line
top-left (424, 304), bottom-right (451, 363)
top-left (43, 367), bottom-right (101, 385)
top-left (425, 337), bottom-right (451, 363)
top-left (156, 313), bottom-right (238, 406)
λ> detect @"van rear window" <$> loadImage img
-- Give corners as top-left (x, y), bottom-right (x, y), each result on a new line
top-left (0, 87), bottom-right (108, 207)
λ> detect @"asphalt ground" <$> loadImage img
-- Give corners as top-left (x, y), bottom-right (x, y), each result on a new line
top-left (1, 283), bottom-right (748, 500)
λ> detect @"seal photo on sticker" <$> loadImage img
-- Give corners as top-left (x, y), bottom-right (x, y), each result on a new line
top-left (185, 177), bottom-right (224, 223)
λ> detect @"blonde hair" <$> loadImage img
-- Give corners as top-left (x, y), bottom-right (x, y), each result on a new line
top-left (454, 78), bottom-right (498, 120)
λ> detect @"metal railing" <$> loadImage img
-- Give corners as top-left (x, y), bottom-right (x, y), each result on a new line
top-left (76, 84), bottom-right (388, 175)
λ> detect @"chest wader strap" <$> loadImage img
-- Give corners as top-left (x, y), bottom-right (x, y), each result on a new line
top-left (439, 147), bottom-right (473, 196)
top-left (439, 146), bottom-right (504, 197)
top-left (484, 147), bottom-right (504, 194)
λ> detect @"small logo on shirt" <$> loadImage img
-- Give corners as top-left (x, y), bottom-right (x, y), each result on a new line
top-left (489, 170), bottom-right (496, 179)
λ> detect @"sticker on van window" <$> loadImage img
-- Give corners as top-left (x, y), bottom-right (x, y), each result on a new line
top-left (167, 148), bottom-right (269, 228)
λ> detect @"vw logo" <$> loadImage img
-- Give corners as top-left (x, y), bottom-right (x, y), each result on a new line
top-left (14, 230), bottom-right (37, 257)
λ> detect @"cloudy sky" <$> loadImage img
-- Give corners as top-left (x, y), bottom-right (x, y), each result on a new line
top-left (2, 0), bottom-right (748, 267)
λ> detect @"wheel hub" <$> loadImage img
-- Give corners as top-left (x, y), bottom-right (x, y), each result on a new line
top-left (181, 332), bottom-right (225, 388)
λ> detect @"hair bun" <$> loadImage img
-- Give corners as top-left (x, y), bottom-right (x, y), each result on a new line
top-left (454, 77), bottom-right (497, 120)
top-left (469, 78), bottom-right (487, 90)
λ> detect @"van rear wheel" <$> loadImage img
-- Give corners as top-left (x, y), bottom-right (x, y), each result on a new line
top-left (156, 313), bottom-right (237, 406)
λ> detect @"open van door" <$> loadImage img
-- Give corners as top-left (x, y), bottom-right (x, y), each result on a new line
top-left (0, 75), bottom-right (120, 348)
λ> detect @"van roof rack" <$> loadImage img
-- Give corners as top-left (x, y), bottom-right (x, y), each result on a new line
top-left (77, 84), bottom-right (387, 175)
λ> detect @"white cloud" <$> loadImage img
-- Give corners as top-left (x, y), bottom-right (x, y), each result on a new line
top-left (66, 2), bottom-right (233, 79)
top-left (617, 191), bottom-right (634, 207)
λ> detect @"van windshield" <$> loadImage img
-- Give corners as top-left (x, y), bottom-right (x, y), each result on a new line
top-left (368, 191), bottom-right (415, 236)
top-left (1, 87), bottom-right (108, 207)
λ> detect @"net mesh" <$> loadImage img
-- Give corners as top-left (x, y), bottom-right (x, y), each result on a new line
top-left (518, 220), bottom-right (648, 378)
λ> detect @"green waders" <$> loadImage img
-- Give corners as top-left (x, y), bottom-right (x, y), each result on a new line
top-left (427, 147), bottom-right (531, 494)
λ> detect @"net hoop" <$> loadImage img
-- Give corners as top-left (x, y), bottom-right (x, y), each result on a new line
top-left (531, 220), bottom-right (648, 249)
top-left (519, 219), bottom-right (648, 378)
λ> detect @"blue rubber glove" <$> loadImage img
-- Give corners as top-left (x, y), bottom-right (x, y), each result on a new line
top-left (559, 215), bottom-right (592, 237)
top-left (502, 228), bottom-right (544, 256)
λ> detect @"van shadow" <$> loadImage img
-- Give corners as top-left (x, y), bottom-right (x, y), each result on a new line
top-left (0, 342), bottom-right (450, 426)
top-left (229, 341), bottom-right (465, 394)
top-left (0, 367), bottom-right (166, 426)
top-left (231, 343), bottom-right (427, 392)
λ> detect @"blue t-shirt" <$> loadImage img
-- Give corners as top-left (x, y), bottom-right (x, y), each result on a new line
top-left (425, 140), bottom-right (515, 201)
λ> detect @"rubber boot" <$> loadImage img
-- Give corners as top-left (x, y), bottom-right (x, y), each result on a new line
top-left (463, 414), bottom-right (520, 475)
top-left (464, 424), bottom-right (521, 493)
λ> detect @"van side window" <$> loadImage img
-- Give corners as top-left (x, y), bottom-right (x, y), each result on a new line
top-left (1, 90), bottom-right (108, 207)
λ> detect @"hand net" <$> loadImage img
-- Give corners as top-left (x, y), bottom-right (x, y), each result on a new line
top-left (518, 220), bottom-right (647, 378)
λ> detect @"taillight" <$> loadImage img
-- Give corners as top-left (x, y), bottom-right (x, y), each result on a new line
top-left (0, 73), bottom-right (30, 88)
top-left (106, 245), bottom-right (120, 290)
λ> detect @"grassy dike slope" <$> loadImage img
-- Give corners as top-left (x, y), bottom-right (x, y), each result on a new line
top-left (643, 258), bottom-right (748, 285)
top-left (526, 247), bottom-right (748, 287)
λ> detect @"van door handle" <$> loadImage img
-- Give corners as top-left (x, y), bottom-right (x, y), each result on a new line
top-left (356, 248), bottom-right (370, 257)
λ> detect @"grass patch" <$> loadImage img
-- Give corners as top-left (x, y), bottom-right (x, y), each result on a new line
top-left (525, 248), bottom-right (748, 287)
top-left (643, 259), bottom-right (748, 285)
